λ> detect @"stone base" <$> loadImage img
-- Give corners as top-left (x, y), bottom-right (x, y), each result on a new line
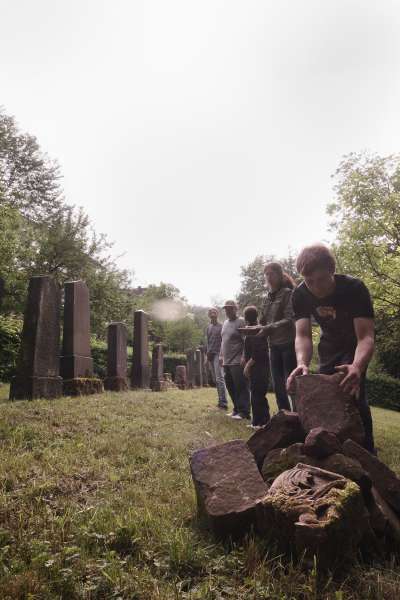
top-left (10, 376), bottom-right (63, 401)
top-left (151, 379), bottom-right (168, 392)
top-left (104, 376), bottom-right (129, 392)
top-left (60, 355), bottom-right (94, 379)
top-left (63, 378), bottom-right (104, 397)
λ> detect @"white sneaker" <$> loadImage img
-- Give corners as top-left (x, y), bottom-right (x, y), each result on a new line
top-left (231, 414), bottom-right (243, 420)
top-left (226, 412), bottom-right (235, 417)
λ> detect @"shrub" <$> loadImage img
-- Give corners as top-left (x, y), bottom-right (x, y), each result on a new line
top-left (366, 372), bottom-right (400, 411)
top-left (164, 353), bottom-right (186, 379)
top-left (0, 315), bottom-right (22, 382)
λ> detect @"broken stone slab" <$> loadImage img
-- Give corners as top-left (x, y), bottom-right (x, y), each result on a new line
top-left (175, 365), bottom-right (187, 390)
top-left (370, 487), bottom-right (400, 543)
top-left (257, 463), bottom-right (367, 568)
top-left (343, 439), bottom-right (400, 513)
top-left (304, 428), bottom-right (342, 459)
top-left (247, 410), bottom-right (305, 469)
top-left (295, 374), bottom-right (365, 446)
top-left (190, 439), bottom-right (269, 539)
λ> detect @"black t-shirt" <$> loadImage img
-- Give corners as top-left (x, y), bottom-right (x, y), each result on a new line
top-left (292, 274), bottom-right (374, 370)
top-left (244, 335), bottom-right (269, 365)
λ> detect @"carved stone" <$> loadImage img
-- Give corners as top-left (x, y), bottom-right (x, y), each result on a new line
top-left (131, 310), bottom-right (150, 389)
top-left (104, 322), bottom-right (128, 391)
top-left (175, 365), bottom-right (187, 390)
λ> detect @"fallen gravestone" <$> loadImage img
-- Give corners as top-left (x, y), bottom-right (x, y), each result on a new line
top-left (104, 322), bottom-right (129, 391)
top-left (190, 440), bottom-right (269, 539)
top-left (295, 373), bottom-right (365, 445)
top-left (10, 276), bottom-right (62, 400)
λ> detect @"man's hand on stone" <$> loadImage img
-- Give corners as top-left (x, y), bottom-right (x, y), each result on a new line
top-left (286, 364), bottom-right (309, 393)
top-left (335, 363), bottom-right (361, 396)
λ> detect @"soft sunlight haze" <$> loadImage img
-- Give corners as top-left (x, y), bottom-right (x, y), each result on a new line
top-left (1, 0), bottom-right (400, 304)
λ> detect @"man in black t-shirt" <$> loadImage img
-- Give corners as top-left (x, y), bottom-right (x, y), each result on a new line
top-left (243, 306), bottom-right (270, 428)
top-left (286, 243), bottom-right (375, 453)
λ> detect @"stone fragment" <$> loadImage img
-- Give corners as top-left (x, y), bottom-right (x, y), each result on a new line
top-left (343, 439), bottom-right (400, 513)
top-left (320, 453), bottom-right (371, 496)
top-left (247, 410), bottom-right (305, 468)
top-left (150, 344), bottom-right (168, 391)
top-left (370, 487), bottom-right (400, 543)
top-left (10, 276), bottom-right (62, 400)
top-left (295, 374), bottom-right (365, 445)
top-left (304, 427), bottom-right (342, 459)
top-left (175, 365), bottom-right (187, 390)
top-left (60, 280), bottom-right (103, 396)
top-left (130, 310), bottom-right (150, 389)
top-left (195, 349), bottom-right (203, 387)
top-left (258, 463), bottom-right (367, 567)
top-left (104, 322), bottom-right (128, 391)
top-left (190, 439), bottom-right (269, 539)
top-left (164, 373), bottom-right (178, 389)
top-left (186, 350), bottom-right (196, 388)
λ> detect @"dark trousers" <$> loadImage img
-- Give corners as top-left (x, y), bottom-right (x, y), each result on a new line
top-left (249, 365), bottom-right (270, 426)
top-left (319, 354), bottom-right (375, 453)
top-left (224, 364), bottom-right (251, 418)
top-left (269, 342), bottom-right (297, 411)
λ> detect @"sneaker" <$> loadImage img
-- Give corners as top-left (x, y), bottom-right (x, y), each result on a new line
top-left (226, 412), bottom-right (235, 417)
top-left (217, 405), bottom-right (228, 410)
top-left (231, 414), bottom-right (243, 420)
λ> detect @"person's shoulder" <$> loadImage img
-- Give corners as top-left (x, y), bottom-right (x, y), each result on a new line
top-left (292, 281), bottom-right (307, 298)
top-left (237, 316), bottom-right (245, 325)
top-left (336, 274), bottom-right (369, 291)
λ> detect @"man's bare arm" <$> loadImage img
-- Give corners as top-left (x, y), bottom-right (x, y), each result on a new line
top-left (286, 318), bottom-right (313, 391)
top-left (335, 317), bottom-right (375, 394)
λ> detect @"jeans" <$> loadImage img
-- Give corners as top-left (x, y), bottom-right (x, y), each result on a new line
top-left (319, 352), bottom-right (375, 453)
top-left (224, 364), bottom-right (251, 418)
top-left (208, 354), bottom-right (227, 407)
top-left (269, 342), bottom-right (297, 411)
top-left (249, 364), bottom-right (270, 426)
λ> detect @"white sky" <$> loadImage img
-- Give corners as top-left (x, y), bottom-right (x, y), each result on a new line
top-left (1, 0), bottom-right (400, 305)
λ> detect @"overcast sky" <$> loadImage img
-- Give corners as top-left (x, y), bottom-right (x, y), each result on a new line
top-left (2, 1), bottom-right (400, 305)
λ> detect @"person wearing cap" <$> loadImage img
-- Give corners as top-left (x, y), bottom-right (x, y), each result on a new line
top-left (219, 300), bottom-right (251, 420)
top-left (205, 308), bottom-right (228, 409)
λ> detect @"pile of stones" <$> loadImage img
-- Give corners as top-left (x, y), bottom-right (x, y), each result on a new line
top-left (190, 373), bottom-right (400, 568)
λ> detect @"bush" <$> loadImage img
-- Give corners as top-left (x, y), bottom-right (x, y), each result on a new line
top-left (164, 353), bottom-right (186, 379)
top-left (90, 338), bottom-right (107, 378)
top-left (0, 315), bottom-right (22, 382)
top-left (366, 372), bottom-right (400, 411)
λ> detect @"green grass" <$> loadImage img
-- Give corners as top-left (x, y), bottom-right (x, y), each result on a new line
top-left (0, 386), bottom-right (400, 599)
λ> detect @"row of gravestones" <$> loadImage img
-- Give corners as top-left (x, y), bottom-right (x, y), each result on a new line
top-left (8, 275), bottom-right (209, 400)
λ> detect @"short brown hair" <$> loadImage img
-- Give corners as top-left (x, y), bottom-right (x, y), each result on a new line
top-left (243, 305), bottom-right (258, 325)
top-left (296, 244), bottom-right (336, 276)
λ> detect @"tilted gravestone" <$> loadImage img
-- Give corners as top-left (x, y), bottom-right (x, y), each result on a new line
top-left (104, 322), bottom-right (128, 391)
top-left (195, 349), bottom-right (203, 387)
top-left (150, 343), bottom-right (167, 391)
top-left (60, 280), bottom-right (103, 396)
top-left (10, 275), bottom-right (62, 400)
top-left (130, 310), bottom-right (150, 389)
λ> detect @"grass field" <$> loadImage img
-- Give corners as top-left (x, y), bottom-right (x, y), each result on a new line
top-left (0, 384), bottom-right (400, 599)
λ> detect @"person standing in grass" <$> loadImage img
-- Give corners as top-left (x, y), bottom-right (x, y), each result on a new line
top-left (242, 305), bottom-right (270, 429)
top-left (287, 243), bottom-right (376, 453)
top-left (257, 262), bottom-right (297, 411)
top-left (205, 308), bottom-right (228, 410)
top-left (219, 300), bottom-right (251, 420)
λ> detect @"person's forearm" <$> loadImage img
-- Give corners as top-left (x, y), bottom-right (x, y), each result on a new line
top-left (353, 336), bottom-right (374, 373)
top-left (295, 335), bottom-right (313, 367)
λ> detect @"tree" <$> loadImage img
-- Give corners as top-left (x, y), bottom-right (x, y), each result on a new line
top-left (237, 253), bottom-right (298, 310)
top-left (328, 152), bottom-right (400, 377)
top-left (164, 317), bottom-right (203, 353)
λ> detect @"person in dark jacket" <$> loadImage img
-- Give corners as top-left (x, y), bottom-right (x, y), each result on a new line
top-left (243, 305), bottom-right (270, 428)
top-left (257, 262), bottom-right (297, 411)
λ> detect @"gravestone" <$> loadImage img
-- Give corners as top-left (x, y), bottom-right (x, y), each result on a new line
top-left (10, 276), bottom-right (62, 400)
top-left (195, 349), bottom-right (203, 387)
top-left (104, 322), bottom-right (128, 391)
top-left (175, 365), bottom-right (187, 390)
top-left (186, 350), bottom-right (196, 388)
top-left (131, 310), bottom-right (150, 389)
top-left (60, 280), bottom-right (103, 396)
top-left (198, 345), bottom-right (209, 387)
top-left (151, 344), bottom-right (167, 391)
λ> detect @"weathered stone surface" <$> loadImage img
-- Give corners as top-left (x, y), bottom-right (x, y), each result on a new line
top-left (195, 349), bottom-right (203, 387)
top-left (175, 365), bottom-right (187, 390)
top-left (304, 427), bottom-right (342, 459)
top-left (10, 276), bottom-right (62, 400)
top-left (131, 310), bottom-right (150, 389)
top-left (163, 372), bottom-right (177, 389)
top-left (257, 463), bottom-right (367, 567)
top-left (343, 439), bottom-right (400, 512)
top-left (104, 322), bottom-right (128, 391)
top-left (370, 487), bottom-right (400, 543)
top-left (63, 378), bottom-right (104, 396)
top-left (295, 374), bottom-right (365, 445)
top-left (190, 439), bottom-right (269, 539)
top-left (247, 410), bottom-right (305, 468)
top-left (186, 350), bottom-right (196, 388)
top-left (320, 453), bottom-right (371, 495)
top-left (60, 280), bottom-right (94, 379)
top-left (150, 344), bottom-right (168, 391)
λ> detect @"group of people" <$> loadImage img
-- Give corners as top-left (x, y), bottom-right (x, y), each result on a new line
top-left (205, 243), bottom-right (376, 454)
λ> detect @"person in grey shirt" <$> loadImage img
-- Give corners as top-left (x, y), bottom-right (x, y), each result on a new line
top-left (205, 308), bottom-right (228, 409)
top-left (219, 300), bottom-right (250, 420)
